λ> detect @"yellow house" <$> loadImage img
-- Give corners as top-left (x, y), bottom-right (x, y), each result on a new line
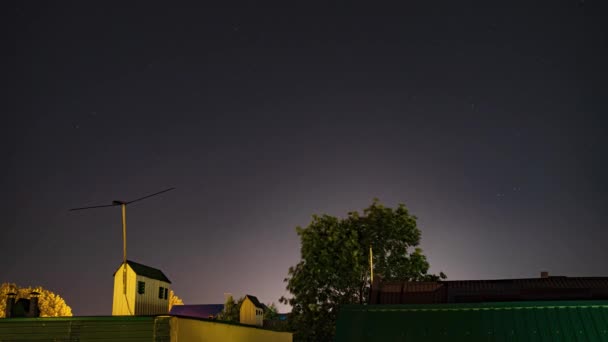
top-left (239, 295), bottom-right (265, 327)
top-left (112, 260), bottom-right (171, 316)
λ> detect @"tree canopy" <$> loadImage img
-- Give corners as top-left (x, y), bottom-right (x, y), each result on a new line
top-left (0, 283), bottom-right (73, 317)
top-left (263, 302), bottom-right (279, 321)
top-left (217, 295), bottom-right (243, 322)
top-left (281, 200), bottom-right (445, 341)
top-left (168, 289), bottom-right (184, 311)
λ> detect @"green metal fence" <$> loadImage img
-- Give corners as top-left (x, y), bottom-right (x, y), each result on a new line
top-left (0, 316), bottom-right (171, 342)
top-left (336, 300), bottom-right (608, 341)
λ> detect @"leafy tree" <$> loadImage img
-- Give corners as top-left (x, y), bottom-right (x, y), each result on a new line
top-left (263, 302), bottom-right (279, 320)
top-left (217, 295), bottom-right (243, 322)
top-left (168, 289), bottom-right (184, 311)
top-left (280, 200), bottom-right (445, 341)
top-left (0, 283), bottom-right (73, 317)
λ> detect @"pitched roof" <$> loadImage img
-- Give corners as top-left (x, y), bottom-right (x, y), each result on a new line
top-left (169, 304), bottom-right (224, 319)
top-left (113, 260), bottom-right (171, 283)
top-left (370, 276), bottom-right (608, 304)
top-left (245, 295), bottom-right (265, 309)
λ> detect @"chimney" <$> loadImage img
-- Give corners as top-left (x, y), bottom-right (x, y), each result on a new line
top-left (5, 292), bottom-right (17, 318)
top-left (540, 271), bottom-right (549, 278)
top-left (27, 292), bottom-right (40, 318)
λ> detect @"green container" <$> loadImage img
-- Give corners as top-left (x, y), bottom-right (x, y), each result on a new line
top-left (336, 301), bottom-right (608, 341)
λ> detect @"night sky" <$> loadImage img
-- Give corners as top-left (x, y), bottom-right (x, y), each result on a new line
top-left (3, 1), bottom-right (607, 315)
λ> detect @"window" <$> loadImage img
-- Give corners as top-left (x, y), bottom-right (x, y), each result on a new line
top-left (159, 286), bottom-right (164, 299)
top-left (137, 281), bottom-right (145, 294)
top-left (164, 288), bottom-right (168, 300)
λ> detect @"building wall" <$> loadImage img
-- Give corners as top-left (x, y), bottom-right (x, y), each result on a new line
top-left (112, 264), bottom-right (137, 315)
top-left (0, 316), bottom-right (292, 342)
top-left (239, 298), bottom-right (262, 326)
top-left (112, 264), bottom-right (170, 315)
top-left (134, 274), bottom-right (170, 315)
top-left (170, 317), bottom-right (292, 342)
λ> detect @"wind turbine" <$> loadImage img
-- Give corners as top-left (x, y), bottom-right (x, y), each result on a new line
top-left (69, 188), bottom-right (175, 300)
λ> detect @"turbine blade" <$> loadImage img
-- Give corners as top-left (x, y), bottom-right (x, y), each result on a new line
top-left (69, 204), bottom-right (118, 211)
top-left (126, 187), bottom-right (175, 205)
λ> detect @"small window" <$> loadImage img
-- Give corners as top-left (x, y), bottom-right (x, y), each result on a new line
top-left (159, 286), bottom-right (164, 299)
top-left (164, 288), bottom-right (168, 300)
top-left (137, 281), bottom-right (145, 294)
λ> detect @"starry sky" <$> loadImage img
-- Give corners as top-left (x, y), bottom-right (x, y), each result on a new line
top-left (3, 1), bottom-right (607, 315)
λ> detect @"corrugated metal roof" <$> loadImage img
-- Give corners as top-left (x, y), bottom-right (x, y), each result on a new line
top-left (371, 277), bottom-right (608, 304)
top-left (336, 301), bottom-right (608, 341)
top-left (169, 304), bottom-right (224, 319)
top-left (0, 316), bottom-right (171, 342)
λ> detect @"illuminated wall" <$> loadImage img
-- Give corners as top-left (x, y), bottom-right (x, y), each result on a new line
top-left (170, 316), bottom-right (292, 342)
top-left (134, 274), bottom-right (170, 315)
top-left (0, 316), bottom-right (291, 342)
top-left (112, 264), bottom-right (136, 315)
top-left (239, 297), bottom-right (263, 327)
top-left (112, 263), bottom-right (171, 315)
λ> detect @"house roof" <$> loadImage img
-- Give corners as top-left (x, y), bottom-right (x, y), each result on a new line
top-left (245, 295), bottom-right (265, 309)
top-left (169, 304), bottom-right (224, 319)
top-left (370, 276), bottom-right (608, 304)
top-left (336, 300), bottom-right (608, 341)
top-left (113, 260), bottom-right (171, 284)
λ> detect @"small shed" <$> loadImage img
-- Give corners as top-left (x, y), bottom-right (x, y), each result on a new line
top-left (112, 260), bottom-right (171, 316)
top-left (239, 295), bottom-right (265, 327)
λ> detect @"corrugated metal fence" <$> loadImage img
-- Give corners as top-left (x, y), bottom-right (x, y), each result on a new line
top-left (336, 300), bottom-right (608, 341)
top-left (0, 316), bottom-right (171, 342)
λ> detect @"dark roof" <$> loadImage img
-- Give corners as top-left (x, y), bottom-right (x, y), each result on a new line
top-left (169, 304), bottom-right (224, 319)
top-left (113, 260), bottom-right (171, 284)
top-left (336, 300), bottom-right (608, 341)
top-left (370, 276), bottom-right (608, 304)
top-left (245, 295), bottom-right (265, 309)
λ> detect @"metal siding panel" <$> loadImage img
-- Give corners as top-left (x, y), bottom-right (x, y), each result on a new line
top-left (444, 309), bottom-right (464, 340)
top-left (335, 302), bottom-right (608, 342)
top-left (470, 309), bottom-right (486, 340)
top-left (535, 307), bottom-right (551, 341)
top-left (134, 275), bottom-right (170, 315)
top-left (555, 307), bottom-right (573, 341)
top-left (578, 306), bottom-right (599, 340)
top-left (563, 307), bottom-right (577, 341)
top-left (598, 307), bottom-right (608, 339)
top-left (574, 307), bottom-right (589, 341)
top-left (548, 307), bottom-right (564, 341)
top-left (511, 308), bottom-right (527, 342)
top-left (0, 317), bottom-right (171, 342)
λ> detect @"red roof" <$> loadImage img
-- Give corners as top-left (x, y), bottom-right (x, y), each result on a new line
top-left (370, 276), bottom-right (608, 304)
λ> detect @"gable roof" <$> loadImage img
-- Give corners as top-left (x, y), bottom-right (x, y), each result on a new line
top-left (113, 260), bottom-right (171, 284)
top-left (245, 295), bottom-right (265, 309)
top-left (169, 304), bottom-right (224, 319)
